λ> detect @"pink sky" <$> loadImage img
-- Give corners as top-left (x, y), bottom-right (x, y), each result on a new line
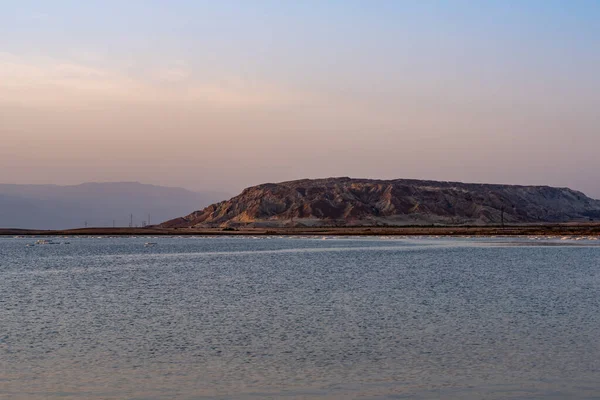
top-left (1, 2), bottom-right (599, 197)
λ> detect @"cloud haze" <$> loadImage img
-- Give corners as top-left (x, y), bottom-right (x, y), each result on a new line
top-left (1, 1), bottom-right (599, 197)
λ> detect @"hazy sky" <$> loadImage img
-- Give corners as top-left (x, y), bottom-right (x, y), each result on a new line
top-left (1, 1), bottom-right (599, 196)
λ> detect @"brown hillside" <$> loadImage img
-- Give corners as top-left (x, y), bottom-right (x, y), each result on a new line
top-left (161, 177), bottom-right (600, 228)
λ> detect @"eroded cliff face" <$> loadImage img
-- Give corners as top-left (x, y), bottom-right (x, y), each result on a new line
top-left (161, 178), bottom-right (600, 228)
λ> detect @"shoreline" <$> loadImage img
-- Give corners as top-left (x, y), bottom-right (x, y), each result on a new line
top-left (2, 224), bottom-right (600, 237)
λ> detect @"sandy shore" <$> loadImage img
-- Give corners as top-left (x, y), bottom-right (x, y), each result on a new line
top-left (2, 224), bottom-right (600, 236)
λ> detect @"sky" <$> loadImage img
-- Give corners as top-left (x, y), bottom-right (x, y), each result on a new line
top-left (1, 1), bottom-right (600, 197)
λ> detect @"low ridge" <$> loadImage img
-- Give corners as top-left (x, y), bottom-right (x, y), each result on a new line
top-left (0, 182), bottom-right (229, 230)
top-left (161, 177), bottom-right (600, 228)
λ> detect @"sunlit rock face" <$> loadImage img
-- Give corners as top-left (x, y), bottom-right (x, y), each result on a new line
top-left (161, 177), bottom-right (600, 228)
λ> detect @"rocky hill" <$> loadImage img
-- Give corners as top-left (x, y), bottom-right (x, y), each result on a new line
top-left (160, 178), bottom-right (600, 228)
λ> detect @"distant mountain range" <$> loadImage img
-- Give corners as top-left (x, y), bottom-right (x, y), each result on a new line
top-left (161, 177), bottom-right (600, 228)
top-left (0, 182), bottom-right (229, 230)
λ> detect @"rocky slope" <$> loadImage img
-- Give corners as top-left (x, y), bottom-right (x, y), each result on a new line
top-left (161, 178), bottom-right (600, 228)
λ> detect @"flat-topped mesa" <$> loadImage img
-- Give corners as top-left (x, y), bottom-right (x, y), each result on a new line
top-left (160, 178), bottom-right (600, 228)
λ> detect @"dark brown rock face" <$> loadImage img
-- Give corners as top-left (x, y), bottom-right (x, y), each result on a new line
top-left (161, 177), bottom-right (600, 228)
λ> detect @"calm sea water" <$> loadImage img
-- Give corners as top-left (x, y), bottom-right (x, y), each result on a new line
top-left (1, 236), bottom-right (600, 399)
